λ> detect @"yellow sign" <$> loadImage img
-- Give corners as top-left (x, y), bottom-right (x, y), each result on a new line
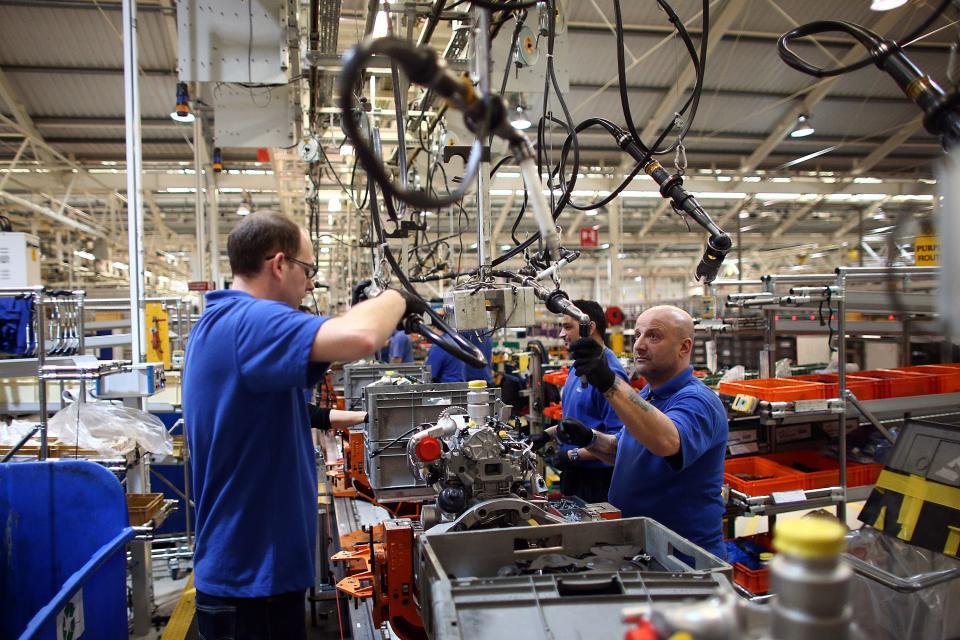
top-left (146, 303), bottom-right (171, 369)
top-left (915, 234), bottom-right (939, 265)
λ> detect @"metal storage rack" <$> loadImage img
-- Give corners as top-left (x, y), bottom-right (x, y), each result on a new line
top-left (723, 266), bottom-right (953, 521)
top-left (0, 287), bottom-right (87, 460)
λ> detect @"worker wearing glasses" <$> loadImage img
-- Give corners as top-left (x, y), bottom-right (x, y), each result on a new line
top-left (183, 211), bottom-right (424, 639)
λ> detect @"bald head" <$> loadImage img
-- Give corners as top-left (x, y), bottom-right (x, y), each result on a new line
top-left (632, 305), bottom-right (696, 388)
top-left (640, 305), bottom-right (695, 341)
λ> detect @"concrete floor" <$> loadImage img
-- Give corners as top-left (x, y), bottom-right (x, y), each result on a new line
top-left (130, 571), bottom-right (349, 640)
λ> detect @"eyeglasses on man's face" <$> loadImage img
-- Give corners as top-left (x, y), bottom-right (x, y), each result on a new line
top-left (265, 254), bottom-right (319, 279)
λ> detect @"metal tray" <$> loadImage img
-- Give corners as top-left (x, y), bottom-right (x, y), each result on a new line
top-left (342, 362), bottom-right (428, 407)
top-left (365, 383), bottom-right (500, 441)
top-left (418, 516), bottom-right (731, 640)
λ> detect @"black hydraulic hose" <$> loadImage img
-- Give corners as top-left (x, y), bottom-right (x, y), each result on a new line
top-left (338, 37), bottom-right (486, 210)
top-left (778, 16), bottom-right (960, 144)
top-left (777, 0), bottom-right (952, 78)
top-left (615, 0), bottom-right (708, 155)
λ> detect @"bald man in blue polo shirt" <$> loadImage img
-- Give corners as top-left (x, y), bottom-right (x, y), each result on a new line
top-left (544, 305), bottom-right (728, 559)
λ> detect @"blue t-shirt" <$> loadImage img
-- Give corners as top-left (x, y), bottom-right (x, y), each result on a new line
top-left (388, 329), bottom-right (413, 363)
top-left (462, 331), bottom-right (493, 384)
top-left (559, 347), bottom-right (628, 469)
top-left (608, 367), bottom-right (728, 559)
top-left (183, 290), bottom-right (330, 597)
top-left (426, 343), bottom-right (466, 383)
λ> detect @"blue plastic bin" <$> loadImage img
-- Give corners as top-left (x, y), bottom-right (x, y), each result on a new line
top-left (0, 460), bottom-right (134, 639)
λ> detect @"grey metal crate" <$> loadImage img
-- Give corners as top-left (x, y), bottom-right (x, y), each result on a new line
top-left (364, 436), bottom-right (424, 493)
top-left (365, 383), bottom-right (501, 441)
top-left (419, 517), bottom-right (731, 640)
top-left (342, 363), bottom-right (428, 407)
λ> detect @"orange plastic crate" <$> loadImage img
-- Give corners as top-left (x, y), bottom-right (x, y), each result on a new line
top-left (848, 462), bottom-right (884, 487)
top-left (791, 373), bottom-right (882, 400)
top-left (731, 533), bottom-right (773, 595)
top-left (543, 367), bottom-right (569, 387)
top-left (724, 456), bottom-right (806, 495)
top-left (859, 369), bottom-right (938, 398)
top-left (902, 365), bottom-right (960, 393)
top-left (766, 451), bottom-right (883, 489)
top-left (718, 378), bottom-right (826, 402)
top-left (543, 402), bottom-right (563, 420)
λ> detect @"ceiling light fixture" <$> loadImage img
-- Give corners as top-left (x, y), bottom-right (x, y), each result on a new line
top-left (170, 81), bottom-right (196, 123)
top-left (511, 104), bottom-right (532, 130)
top-left (790, 114), bottom-right (815, 138)
top-left (870, 0), bottom-right (907, 10)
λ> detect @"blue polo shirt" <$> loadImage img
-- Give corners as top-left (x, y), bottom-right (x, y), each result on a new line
top-left (462, 331), bottom-right (493, 384)
top-left (388, 329), bottom-right (414, 362)
top-left (559, 347), bottom-right (628, 469)
top-left (608, 367), bottom-right (728, 559)
top-left (184, 290), bottom-right (330, 597)
top-left (426, 342), bottom-right (466, 383)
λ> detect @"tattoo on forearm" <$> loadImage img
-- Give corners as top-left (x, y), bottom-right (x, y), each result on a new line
top-left (627, 391), bottom-right (654, 412)
top-left (604, 378), bottom-right (653, 412)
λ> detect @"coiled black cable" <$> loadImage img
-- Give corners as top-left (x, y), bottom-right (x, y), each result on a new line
top-left (777, 0), bottom-right (951, 78)
top-left (338, 37), bottom-right (487, 210)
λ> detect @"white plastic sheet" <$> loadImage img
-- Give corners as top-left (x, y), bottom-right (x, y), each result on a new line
top-left (47, 401), bottom-right (173, 456)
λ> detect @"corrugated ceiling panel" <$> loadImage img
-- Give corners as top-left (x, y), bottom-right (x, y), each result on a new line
top-left (0, 5), bottom-right (174, 69)
top-left (7, 73), bottom-right (177, 120)
top-left (0, 6), bottom-right (122, 67)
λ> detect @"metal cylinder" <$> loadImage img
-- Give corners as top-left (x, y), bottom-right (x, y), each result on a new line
top-left (769, 520), bottom-right (853, 640)
top-left (467, 382), bottom-right (491, 423)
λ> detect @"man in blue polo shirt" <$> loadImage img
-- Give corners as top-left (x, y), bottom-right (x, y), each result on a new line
top-left (552, 300), bottom-right (627, 503)
top-left (184, 211), bottom-right (422, 638)
top-left (388, 328), bottom-right (414, 363)
top-left (461, 330), bottom-right (494, 384)
top-left (555, 305), bottom-right (728, 559)
top-left (426, 340), bottom-right (466, 383)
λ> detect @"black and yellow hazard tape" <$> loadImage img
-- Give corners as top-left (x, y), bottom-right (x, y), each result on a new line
top-left (860, 469), bottom-right (960, 557)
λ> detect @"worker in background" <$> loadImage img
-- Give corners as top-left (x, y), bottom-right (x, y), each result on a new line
top-left (183, 211), bottom-right (424, 638)
top-left (551, 300), bottom-right (628, 503)
top-left (388, 327), bottom-right (414, 363)
top-left (426, 340), bottom-right (466, 383)
top-left (461, 330), bottom-right (494, 384)
top-left (534, 305), bottom-right (728, 559)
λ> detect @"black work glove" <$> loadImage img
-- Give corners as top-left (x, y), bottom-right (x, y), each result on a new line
top-left (529, 431), bottom-right (554, 454)
top-left (390, 288), bottom-right (429, 320)
top-left (556, 417), bottom-right (596, 448)
top-left (307, 403), bottom-right (332, 432)
top-left (570, 337), bottom-right (616, 394)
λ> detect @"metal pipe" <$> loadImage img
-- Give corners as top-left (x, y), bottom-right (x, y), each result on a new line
top-left (846, 391), bottom-right (897, 443)
top-left (124, 0), bottom-right (146, 365)
top-left (193, 111), bottom-right (206, 284)
top-left (37, 291), bottom-right (48, 459)
top-left (838, 265), bottom-right (939, 276)
top-left (764, 273), bottom-right (839, 283)
top-left (836, 268), bottom-right (848, 521)
top-left (711, 279), bottom-right (764, 286)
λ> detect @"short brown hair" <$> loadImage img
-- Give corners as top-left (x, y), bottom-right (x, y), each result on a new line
top-left (227, 211), bottom-right (303, 276)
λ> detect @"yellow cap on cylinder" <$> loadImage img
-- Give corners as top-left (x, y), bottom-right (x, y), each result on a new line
top-left (773, 518), bottom-right (847, 559)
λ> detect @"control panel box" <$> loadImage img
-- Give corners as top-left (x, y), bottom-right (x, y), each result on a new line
top-left (0, 233), bottom-right (41, 287)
